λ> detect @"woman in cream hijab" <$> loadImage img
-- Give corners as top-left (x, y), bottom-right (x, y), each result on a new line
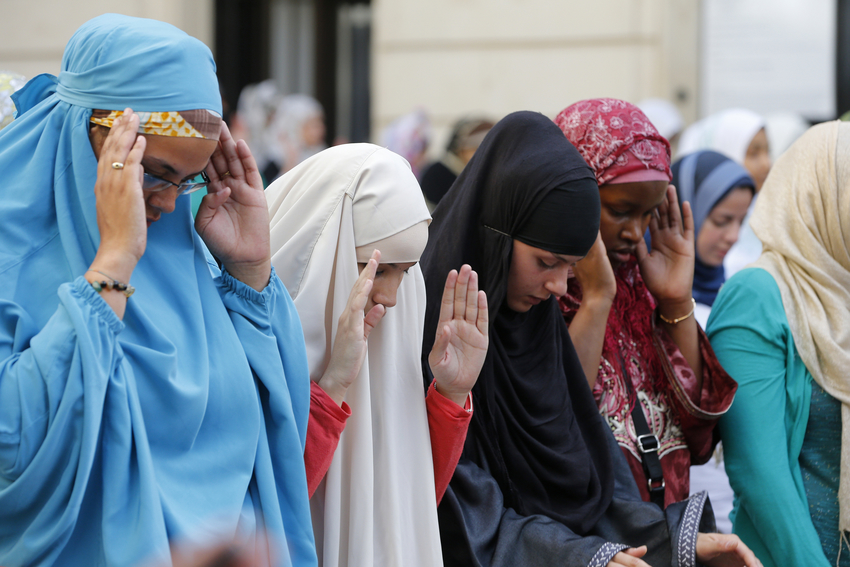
top-left (266, 143), bottom-right (488, 566)
top-left (707, 120), bottom-right (850, 567)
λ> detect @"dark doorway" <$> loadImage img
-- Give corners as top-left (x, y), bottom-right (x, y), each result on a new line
top-left (838, 0), bottom-right (850, 117)
top-left (215, 0), bottom-right (272, 122)
top-left (215, 0), bottom-right (370, 143)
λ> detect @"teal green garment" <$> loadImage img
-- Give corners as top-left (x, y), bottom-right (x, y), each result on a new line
top-left (191, 187), bottom-right (207, 217)
top-left (707, 267), bottom-right (830, 567)
top-left (802, 382), bottom-right (847, 564)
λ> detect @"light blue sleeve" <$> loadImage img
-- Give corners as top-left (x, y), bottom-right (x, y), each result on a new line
top-left (208, 261), bottom-right (316, 567)
top-left (707, 268), bottom-right (829, 567)
top-left (0, 277), bottom-right (123, 482)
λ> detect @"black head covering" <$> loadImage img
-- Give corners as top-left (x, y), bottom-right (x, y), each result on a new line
top-left (421, 111), bottom-right (614, 534)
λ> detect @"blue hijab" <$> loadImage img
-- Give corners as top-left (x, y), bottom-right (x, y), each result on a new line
top-left (0, 14), bottom-right (314, 567)
top-left (672, 150), bottom-right (755, 306)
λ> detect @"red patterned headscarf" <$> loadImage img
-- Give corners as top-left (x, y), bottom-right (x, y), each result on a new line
top-left (555, 98), bottom-right (671, 186)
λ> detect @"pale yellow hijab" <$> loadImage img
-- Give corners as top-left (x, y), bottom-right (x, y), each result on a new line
top-left (750, 120), bottom-right (850, 531)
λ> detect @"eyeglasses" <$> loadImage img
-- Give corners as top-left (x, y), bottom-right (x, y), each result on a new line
top-left (142, 171), bottom-right (211, 195)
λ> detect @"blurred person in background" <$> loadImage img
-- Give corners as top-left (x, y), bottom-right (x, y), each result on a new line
top-left (557, 98), bottom-right (737, 510)
top-left (231, 80), bottom-right (281, 183)
top-left (671, 151), bottom-right (756, 327)
top-left (671, 150), bottom-right (756, 533)
top-left (708, 121), bottom-right (850, 567)
top-left (764, 112), bottom-right (810, 163)
top-left (420, 116), bottom-right (495, 208)
top-left (0, 71), bottom-right (26, 130)
top-left (381, 108), bottom-right (431, 180)
top-left (270, 94), bottom-right (327, 178)
top-left (678, 109), bottom-right (770, 278)
top-left (638, 98), bottom-right (684, 153)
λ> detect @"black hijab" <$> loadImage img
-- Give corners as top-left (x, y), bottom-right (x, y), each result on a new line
top-left (421, 111), bottom-right (614, 534)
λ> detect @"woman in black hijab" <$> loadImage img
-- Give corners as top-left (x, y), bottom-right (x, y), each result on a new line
top-left (421, 112), bottom-right (761, 567)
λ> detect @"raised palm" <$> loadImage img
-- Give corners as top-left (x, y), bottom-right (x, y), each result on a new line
top-left (428, 264), bottom-right (489, 406)
top-left (195, 122), bottom-right (271, 289)
top-left (636, 184), bottom-right (695, 304)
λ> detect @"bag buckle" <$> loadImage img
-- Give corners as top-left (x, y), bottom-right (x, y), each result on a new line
top-left (637, 434), bottom-right (659, 454)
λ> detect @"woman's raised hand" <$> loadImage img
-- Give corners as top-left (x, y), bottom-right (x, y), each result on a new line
top-left (196, 122), bottom-right (271, 291)
top-left (573, 231), bottom-right (617, 303)
top-left (318, 250), bottom-right (386, 406)
top-left (91, 109), bottom-right (147, 283)
top-left (636, 184), bottom-right (695, 313)
top-left (428, 265), bottom-right (489, 407)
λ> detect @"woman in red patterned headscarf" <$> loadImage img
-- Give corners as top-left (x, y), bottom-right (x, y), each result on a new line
top-left (555, 98), bottom-right (737, 509)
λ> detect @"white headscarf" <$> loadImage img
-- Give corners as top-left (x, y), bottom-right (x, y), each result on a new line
top-left (267, 94), bottom-right (327, 173)
top-left (677, 108), bottom-right (765, 164)
top-left (236, 79), bottom-right (281, 171)
top-left (266, 144), bottom-right (439, 566)
top-left (764, 112), bottom-right (810, 163)
top-left (638, 98), bottom-right (684, 141)
top-left (750, 121), bottom-right (850, 531)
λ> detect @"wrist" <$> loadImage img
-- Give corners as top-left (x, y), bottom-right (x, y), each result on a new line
top-left (581, 292), bottom-right (615, 312)
top-left (89, 250), bottom-right (138, 284)
top-left (224, 258), bottom-right (272, 292)
top-left (434, 381), bottom-right (471, 408)
top-left (317, 371), bottom-right (348, 407)
top-left (657, 297), bottom-right (696, 324)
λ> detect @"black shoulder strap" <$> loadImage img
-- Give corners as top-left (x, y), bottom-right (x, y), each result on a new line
top-left (617, 354), bottom-right (665, 508)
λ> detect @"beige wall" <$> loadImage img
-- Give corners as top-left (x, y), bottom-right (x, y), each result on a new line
top-left (0, 0), bottom-right (214, 82)
top-left (372, 0), bottom-right (699, 154)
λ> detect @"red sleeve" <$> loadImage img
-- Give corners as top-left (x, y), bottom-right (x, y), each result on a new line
top-left (305, 381), bottom-right (351, 497)
top-left (653, 316), bottom-right (738, 464)
top-left (425, 380), bottom-right (472, 504)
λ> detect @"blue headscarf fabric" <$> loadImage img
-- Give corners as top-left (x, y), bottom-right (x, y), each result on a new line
top-left (0, 14), bottom-right (315, 567)
top-left (672, 150), bottom-right (755, 307)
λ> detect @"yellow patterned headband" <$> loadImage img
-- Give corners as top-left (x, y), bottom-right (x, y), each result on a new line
top-left (90, 109), bottom-right (222, 140)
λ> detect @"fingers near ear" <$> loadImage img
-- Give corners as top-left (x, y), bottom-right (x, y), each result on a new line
top-left (236, 138), bottom-right (263, 189)
top-left (665, 184), bottom-right (683, 232)
top-left (681, 200), bottom-right (695, 239)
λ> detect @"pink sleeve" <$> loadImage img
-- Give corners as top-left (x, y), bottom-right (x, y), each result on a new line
top-left (305, 381), bottom-right (351, 498)
top-left (425, 380), bottom-right (473, 504)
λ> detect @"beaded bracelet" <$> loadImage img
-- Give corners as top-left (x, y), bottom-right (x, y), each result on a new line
top-left (658, 297), bottom-right (696, 325)
top-left (87, 270), bottom-right (135, 298)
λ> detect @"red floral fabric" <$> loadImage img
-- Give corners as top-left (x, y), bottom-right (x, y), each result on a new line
top-left (554, 98), bottom-right (672, 186)
top-left (560, 263), bottom-right (737, 507)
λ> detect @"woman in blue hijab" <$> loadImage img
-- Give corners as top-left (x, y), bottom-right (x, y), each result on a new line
top-left (672, 150), bottom-right (755, 328)
top-left (0, 14), bottom-right (315, 567)
top-left (672, 151), bottom-right (755, 536)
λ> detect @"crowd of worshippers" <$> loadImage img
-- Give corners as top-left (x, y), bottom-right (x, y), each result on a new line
top-left (2, 13), bottom-right (848, 567)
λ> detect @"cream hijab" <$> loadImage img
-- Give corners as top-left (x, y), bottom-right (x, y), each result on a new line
top-left (750, 121), bottom-right (850, 531)
top-left (266, 144), bottom-right (439, 566)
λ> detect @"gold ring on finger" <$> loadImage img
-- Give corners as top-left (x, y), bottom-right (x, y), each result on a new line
top-left (112, 162), bottom-right (125, 170)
